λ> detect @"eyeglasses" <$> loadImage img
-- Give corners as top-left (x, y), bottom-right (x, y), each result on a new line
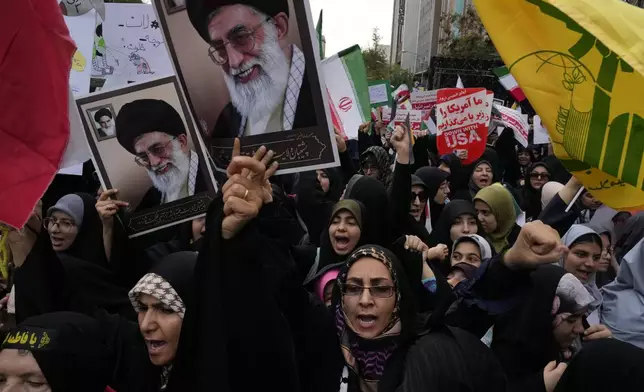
top-left (43, 217), bottom-right (76, 233)
top-left (410, 191), bottom-right (428, 203)
top-left (134, 137), bottom-right (177, 167)
top-left (341, 283), bottom-right (395, 298)
top-left (207, 17), bottom-right (272, 65)
top-left (361, 163), bottom-right (380, 173)
top-left (530, 172), bottom-right (550, 180)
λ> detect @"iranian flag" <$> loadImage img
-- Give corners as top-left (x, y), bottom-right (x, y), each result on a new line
top-left (322, 45), bottom-right (371, 140)
top-left (493, 66), bottom-right (526, 102)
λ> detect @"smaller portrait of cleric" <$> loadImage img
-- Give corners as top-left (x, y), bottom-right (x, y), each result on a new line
top-left (115, 99), bottom-right (209, 211)
top-left (89, 104), bottom-right (116, 141)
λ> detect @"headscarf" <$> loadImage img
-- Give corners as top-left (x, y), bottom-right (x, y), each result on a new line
top-left (48, 192), bottom-right (107, 266)
top-left (438, 153), bottom-right (465, 194)
top-left (492, 265), bottom-right (593, 379)
top-left (344, 174), bottom-right (363, 199)
top-left (554, 338), bottom-right (644, 392)
top-left (451, 234), bottom-right (493, 262)
top-left (129, 251), bottom-right (196, 319)
top-left (473, 184), bottom-right (517, 253)
top-left (305, 200), bottom-right (368, 285)
top-left (613, 212), bottom-right (644, 263)
top-left (540, 181), bottom-right (564, 209)
top-left (360, 146), bottom-right (392, 187)
top-left (467, 160), bottom-right (492, 198)
top-left (415, 167), bottom-right (450, 229)
top-left (1, 312), bottom-right (112, 392)
top-left (521, 162), bottom-right (551, 221)
top-left (560, 225), bottom-right (603, 312)
top-left (129, 252), bottom-right (196, 390)
top-left (600, 237), bottom-right (644, 349)
top-left (334, 245), bottom-right (416, 392)
top-left (345, 176), bottom-right (390, 245)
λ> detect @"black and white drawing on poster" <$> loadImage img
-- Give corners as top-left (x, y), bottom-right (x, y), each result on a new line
top-left (152, 0), bottom-right (339, 174)
top-left (76, 76), bottom-right (217, 238)
top-left (165, 0), bottom-right (186, 14)
top-left (87, 103), bottom-right (117, 141)
top-left (92, 3), bottom-right (175, 85)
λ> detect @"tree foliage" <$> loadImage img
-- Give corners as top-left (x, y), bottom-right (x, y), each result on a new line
top-left (362, 28), bottom-right (415, 88)
top-left (439, 6), bottom-right (499, 59)
top-left (362, 28), bottom-right (389, 81)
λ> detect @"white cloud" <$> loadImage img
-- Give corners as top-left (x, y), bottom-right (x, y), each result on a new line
top-left (308, 0), bottom-right (394, 56)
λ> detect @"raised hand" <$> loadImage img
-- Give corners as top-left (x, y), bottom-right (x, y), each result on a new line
top-left (334, 131), bottom-right (347, 153)
top-left (583, 324), bottom-right (612, 341)
top-left (543, 361), bottom-right (567, 392)
top-left (221, 139), bottom-right (277, 240)
top-left (504, 221), bottom-right (567, 269)
top-left (425, 244), bottom-right (449, 261)
top-left (404, 235), bottom-right (429, 253)
top-left (96, 189), bottom-right (129, 225)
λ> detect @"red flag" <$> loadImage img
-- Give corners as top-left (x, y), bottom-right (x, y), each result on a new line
top-left (0, 0), bottom-right (76, 228)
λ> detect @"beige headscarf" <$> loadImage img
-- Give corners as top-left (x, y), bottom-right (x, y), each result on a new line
top-left (474, 184), bottom-right (517, 253)
top-left (541, 181), bottom-right (564, 209)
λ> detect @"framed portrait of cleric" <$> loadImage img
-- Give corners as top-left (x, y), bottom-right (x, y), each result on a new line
top-left (87, 104), bottom-right (117, 141)
top-left (152, 0), bottom-right (340, 175)
top-left (76, 76), bottom-right (218, 238)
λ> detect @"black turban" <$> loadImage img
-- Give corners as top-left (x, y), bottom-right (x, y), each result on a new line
top-left (1, 312), bottom-right (112, 392)
top-left (115, 99), bottom-right (186, 154)
top-left (93, 107), bottom-right (112, 123)
top-left (187, 0), bottom-right (289, 43)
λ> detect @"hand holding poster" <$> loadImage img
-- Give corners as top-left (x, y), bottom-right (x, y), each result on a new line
top-left (436, 88), bottom-right (490, 164)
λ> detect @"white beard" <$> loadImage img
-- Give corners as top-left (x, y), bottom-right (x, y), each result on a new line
top-left (223, 22), bottom-right (290, 121)
top-left (102, 125), bottom-right (116, 136)
top-left (147, 140), bottom-right (191, 203)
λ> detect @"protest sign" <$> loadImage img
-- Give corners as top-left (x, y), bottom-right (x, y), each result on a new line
top-left (93, 3), bottom-right (174, 84)
top-left (76, 76), bottom-right (217, 238)
top-left (381, 106), bottom-right (393, 125)
top-left (411, 90), bottom-right (437, 111)
top-left (322, 45), bottom-right (371, 140)
top-left (368, 80), bottom-right (392, 108)
top-left (533, 115), bottom-right (551, 145)
top-left (436, 88), bottom-right (490, 164)
top-left (152, 0), bottom-right (340, 175)
top-left (393, 110), bottom-right (423, 132)
top-left (495, 105), bottom-right (529, 147)
top-left (64, 10), bottom-right (97, 96)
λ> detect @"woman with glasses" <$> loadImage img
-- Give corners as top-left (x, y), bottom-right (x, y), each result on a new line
top-left (521, 162), bottom-right (552, 222)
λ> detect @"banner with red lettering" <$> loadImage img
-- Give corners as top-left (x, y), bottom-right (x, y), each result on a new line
top-left (495, 105), bottom-right (529, 147)
top-left (436, 88), bottom-right (491, 164)
top-left (411, 90), bottom-right (437, 111)
top-left (393, 110), bottom-right (423, 131)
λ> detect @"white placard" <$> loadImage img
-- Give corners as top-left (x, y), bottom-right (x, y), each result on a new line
top-left (369, 84), bottom-right (388, 105)
top-left (533, 115), bottom-right (551, 144)
top-left (64, 10), bottom-right (97, 96)
top-left (97, 3), bottom-right (174, 84)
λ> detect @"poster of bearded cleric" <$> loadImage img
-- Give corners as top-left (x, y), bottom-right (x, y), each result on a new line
top-left (153, 0), bottom-right (339, 174)
top-left (76, 76), bottom-right (218, 238)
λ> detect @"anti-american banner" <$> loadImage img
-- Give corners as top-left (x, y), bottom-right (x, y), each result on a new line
top-left (474, 0), bottom-right (644, 210)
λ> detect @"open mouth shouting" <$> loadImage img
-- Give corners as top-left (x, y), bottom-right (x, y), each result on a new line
top-left (410, 207), bottom-right (422, 221)
top-left (332, 233), bottom-right (353, 254)
top-left (145, 339), bottom-right (168, 356)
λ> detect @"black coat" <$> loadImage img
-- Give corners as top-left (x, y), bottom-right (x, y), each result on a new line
top-left (211, 71), bottom-right (315, 138)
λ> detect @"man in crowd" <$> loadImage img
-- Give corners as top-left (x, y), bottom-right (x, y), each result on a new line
top-left (94, 107), bottom-right (115, 138)
top-left (115, 99), bottom-right (207, 210)
top-left (187, 0), bottom-right (316, 138)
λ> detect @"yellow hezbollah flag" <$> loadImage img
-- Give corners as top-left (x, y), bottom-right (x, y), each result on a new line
top-left (474, 0), bottom-right (644, 210)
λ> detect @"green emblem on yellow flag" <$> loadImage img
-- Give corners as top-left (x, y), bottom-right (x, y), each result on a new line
top-left (475, 0), bottom-right (644, 210)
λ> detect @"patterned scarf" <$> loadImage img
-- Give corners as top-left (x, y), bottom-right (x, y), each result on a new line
top-left (335, 246), bottom-right (402, 392)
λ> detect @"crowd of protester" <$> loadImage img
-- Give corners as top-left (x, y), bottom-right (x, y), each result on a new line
top-left (1, 121), bottom-right (643, 392)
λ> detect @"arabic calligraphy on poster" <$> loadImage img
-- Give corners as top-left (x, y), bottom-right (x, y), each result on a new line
top-left (393, 110), bottom-right (423, 132)
top-left (496, 105), bottom-right (529, 147)
top-left (411, 90), bottom-right (437, 111)
top-left (97, 3), bottom-right (174, 84)
top-left (436, 88), bottom-right (490, 164)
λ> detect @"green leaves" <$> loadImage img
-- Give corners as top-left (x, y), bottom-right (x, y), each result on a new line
top-left (562, 67), bottom-right (586, 91)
